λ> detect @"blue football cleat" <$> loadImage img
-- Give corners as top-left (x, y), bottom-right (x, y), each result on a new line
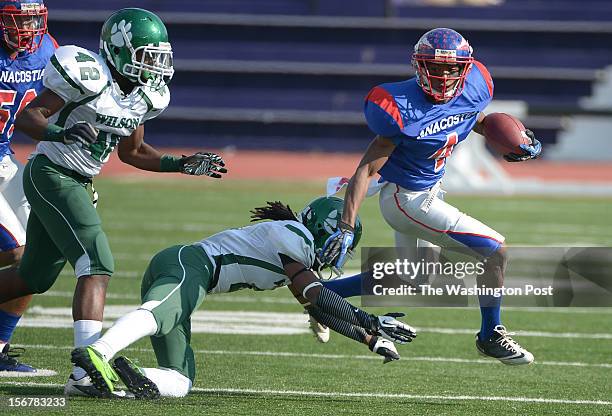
top-left (476, 325), bottom-right (534, 365)
top-left (0, 344), bottom-right (37, 373)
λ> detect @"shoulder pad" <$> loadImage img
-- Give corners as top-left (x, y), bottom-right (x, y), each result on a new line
top-left (138, 84), bottom-right (171, 123)
top-left (364, 86), bottom-right (404, 138)
top-left (273, 221), bottom-right (315, 269)
top-left (44, 45), bottom-right (110, 103)
top-left (469, 61), bottom-right (494, 105)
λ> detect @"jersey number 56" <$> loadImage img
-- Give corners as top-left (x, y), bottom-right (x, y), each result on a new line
top-left (0, 89), bottom-right (38, 139)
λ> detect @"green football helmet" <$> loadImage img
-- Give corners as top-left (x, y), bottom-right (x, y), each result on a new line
top-left (298, 196), bottom-right (362, 278)
top-left (99, 8), bottom-right (174, 89)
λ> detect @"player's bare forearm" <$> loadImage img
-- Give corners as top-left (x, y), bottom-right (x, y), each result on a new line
top-left (15, 89), bottom-right (65, 141)
top-left (472, 112), bottom-right (486, 136)
top-left (342, 135), bottom-right (395, 226)
top-left (117, 125), bottom-right (166, 172)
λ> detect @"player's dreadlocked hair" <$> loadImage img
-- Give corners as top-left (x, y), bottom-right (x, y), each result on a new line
top-left (250, 201), bottom-right (299, 222)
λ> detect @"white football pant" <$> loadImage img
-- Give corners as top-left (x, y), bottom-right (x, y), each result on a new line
top-left (0, 154), bottom-right (29, 251)
top-left (379, 183), bottom-right (504, 259)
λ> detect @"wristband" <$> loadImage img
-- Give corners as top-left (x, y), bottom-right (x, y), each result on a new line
top-left (338, 220), bottom-right (354, 232)
top-left (44, 124), bottom-right (66, 142)
top-left (160, 155), bottom-right (182, 172)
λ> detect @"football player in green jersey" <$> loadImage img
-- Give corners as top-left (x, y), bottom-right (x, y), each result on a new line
top-left (71, 197), bottom-right (416, 398)
top-left (0, 8), bottom-right (226, 395)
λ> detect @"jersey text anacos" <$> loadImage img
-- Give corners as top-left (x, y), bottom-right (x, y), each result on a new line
top-left (418, 111), bottom-right (478, 139)
top-left (0, 69), bottom-right (44, 84)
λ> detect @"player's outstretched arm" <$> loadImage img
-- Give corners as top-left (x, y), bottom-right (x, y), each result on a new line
top-left (283, 256), bottom-right (415, 362)
top-left (118, 125), bottom-right (227, 177)
top-left (320, 136), bottom-right (395, 269)
top-left (342, 135), bottom-right (395, 227)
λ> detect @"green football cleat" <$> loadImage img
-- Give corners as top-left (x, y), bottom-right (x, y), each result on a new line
top-left (70, 347), bottom-right (119, 398)
top-left (112, 356), bottom-right (160, 400)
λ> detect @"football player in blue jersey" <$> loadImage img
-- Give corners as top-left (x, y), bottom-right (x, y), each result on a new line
top-left (318, 28), bottom-right (541, 365)
top-left (0, 0), bottom-right (56, 373)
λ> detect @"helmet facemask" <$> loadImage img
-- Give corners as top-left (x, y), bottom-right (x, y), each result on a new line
top-left (124, 43), bottom-right (174, 89)
top-left (0, 3), bottom-right (47, 53)
top-left (413, 54), bottom-right (473, 102)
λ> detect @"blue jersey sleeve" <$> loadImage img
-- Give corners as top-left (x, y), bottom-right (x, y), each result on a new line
top-left (363, 86), bottom-right (404, 138)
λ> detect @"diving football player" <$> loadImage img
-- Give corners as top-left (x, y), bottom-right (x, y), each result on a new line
top-left (71, 197), bottom-right (416, 398)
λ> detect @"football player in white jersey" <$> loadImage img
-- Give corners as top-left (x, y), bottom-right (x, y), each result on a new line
top-left (71, 197), bottom-right (416, 399)
top-left (0, 8), bottom-right (226, 395)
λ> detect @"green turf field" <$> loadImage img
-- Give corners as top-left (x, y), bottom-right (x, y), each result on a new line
top-left (1, 178), bottom-right (611, 415)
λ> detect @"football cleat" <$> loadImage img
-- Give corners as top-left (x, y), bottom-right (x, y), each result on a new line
top-left (306, 312), bottom-right (330, 343)
top-left (0, 344), bottom-right (37, 373)
top-left (112, 356), bottom-right (160, 400)
top-left (70, 347), bottom-right (119, 398)
top-left (64, 374), bottom-right (133, 398)
top-left (476, 325), bottom-right (534, 365)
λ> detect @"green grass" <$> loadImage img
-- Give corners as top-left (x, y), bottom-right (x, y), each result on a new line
top-left (1, 178), bottom-right (611, 415)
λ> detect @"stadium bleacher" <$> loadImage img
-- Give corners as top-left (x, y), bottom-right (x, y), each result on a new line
top-left (21, 0), bottom-right (612, 152)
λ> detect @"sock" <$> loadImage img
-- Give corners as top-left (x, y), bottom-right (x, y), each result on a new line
top-left (91, 309), bottom-right (158, 362)
top-left (478, 294), bottom-right (502, 341)
top-left (73, 320), bottom-right (103, 379)
top-left (142, 367), bottom-right (192, 398)
top-left (0, 309), bottom-right (21, 351)
top-left (321, 271), bottom-right (368, 298)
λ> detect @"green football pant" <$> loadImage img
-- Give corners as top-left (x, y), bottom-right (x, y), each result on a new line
top-left (140, 244), bottom-right (214, 382)
top-left (19, 154), bottom-right (113, 293)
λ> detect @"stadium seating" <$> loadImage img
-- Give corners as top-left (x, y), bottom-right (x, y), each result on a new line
top-left (20, 1), bottom-right (611, 152)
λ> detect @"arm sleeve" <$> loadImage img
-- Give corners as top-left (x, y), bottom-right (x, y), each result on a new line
top-left (364, 86), bottom-right (404, 138)
top-left (305, 305), bottom-right (369, 343)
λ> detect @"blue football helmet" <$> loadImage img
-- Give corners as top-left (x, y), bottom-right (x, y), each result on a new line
top-left (0, 0), bottom-right (47, 53)
top-left (412, 28), bottom-right (474, 102)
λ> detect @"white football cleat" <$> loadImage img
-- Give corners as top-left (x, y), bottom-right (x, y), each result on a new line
top-left (306, 312), bottom-right (330, 343)
top-left (64, 374), bottom-right (133, 398)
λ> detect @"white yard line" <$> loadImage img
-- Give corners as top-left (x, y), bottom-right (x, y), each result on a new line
top-left (14, 344), bottom-right (612, 370)
top-left (19, 307), bottom-right (612, 339)
top-left (1, 381), bottom-right (610, 406)
top-left (0, 370), bottom-right (57, 378)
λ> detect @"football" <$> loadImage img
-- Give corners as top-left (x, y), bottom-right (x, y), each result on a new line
top-left (482, 112), bottom-right (531, 156)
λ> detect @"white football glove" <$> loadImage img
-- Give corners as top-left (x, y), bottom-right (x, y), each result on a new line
top-left (374, 313), bottom-right (417, 344)
top-left (368, 337), bottom-right (400, 364)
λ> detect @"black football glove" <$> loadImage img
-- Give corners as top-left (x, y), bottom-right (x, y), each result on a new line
top-left (368, 336), bottom-right (400, 364)
top-left (179, 152), bottom-right (227, 178)
top-left (63, 121), bottom-right (99, 147)
top-left (504, 129), bottom-right (542, 162)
